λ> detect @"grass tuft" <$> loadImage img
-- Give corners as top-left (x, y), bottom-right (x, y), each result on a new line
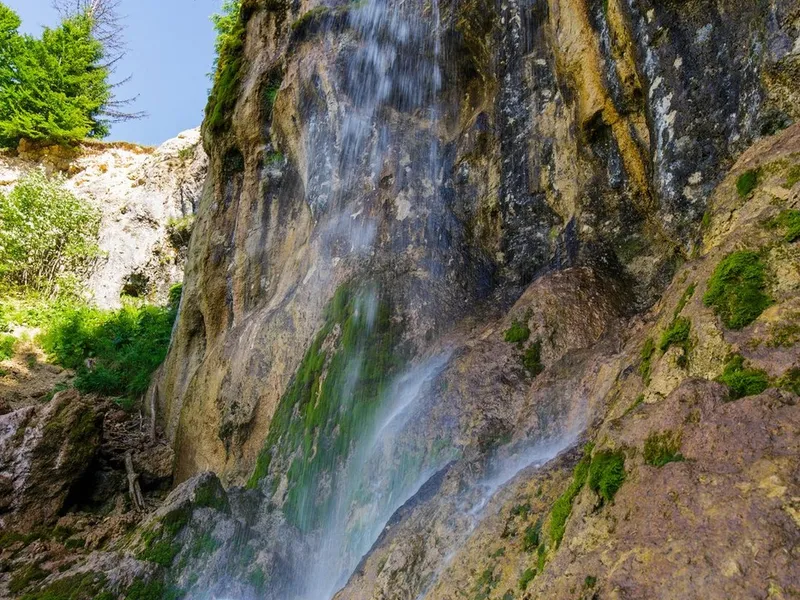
top-left (504, 320), bottom-right (530, 344)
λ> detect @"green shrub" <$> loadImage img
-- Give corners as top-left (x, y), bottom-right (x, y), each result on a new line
top-left (643, 430), bottom-right (684, 467)
top-left (550, 449), bottom-right (591, 547)
top-left (522, 339), bottom-right (543, 377)
top-left (0, 172), bottom-right (101, 293)
top-left (0, 333), bottom-right (15, 360)
top-left (703, 250), bottom-right (772, 330)
top-left (736, 169), bottom-right (759, 198)
top-left (504, 320), bottom-right (530, 344)
top-left (587, 450), bottom-right (626, 504)
top-left (639, 337), bottom-right (655, 383)
top-left (717, 354), bottom-right (769, 400)
top-left (39, 301), bottom-right (177, 399)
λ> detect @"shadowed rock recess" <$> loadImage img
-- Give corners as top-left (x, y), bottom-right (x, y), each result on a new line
top-left (2, 0), bottom-right (800, 599)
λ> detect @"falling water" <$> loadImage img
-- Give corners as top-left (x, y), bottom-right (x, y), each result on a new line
top-left (278, 0), bottom-right (451, 597)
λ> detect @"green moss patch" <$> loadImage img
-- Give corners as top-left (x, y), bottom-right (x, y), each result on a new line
top-left (19, 571), bottom-right (112, 600)
top-left (639, 337), bottom-right (655, 383)
top-left (137, 508), bottom-right (191, 567)
top-left (246, 283), bottom-right (404, 531)
top-left (518, 567), bottom-right (535, 591)
top-left (522, 518), bottom-right (543, 552)
top-left (736, 168), bottom-right (759, 198)
top-left (770, 209), bottom-right (800, 243)
top-left (549, 448), bottom-right (591, 547)
top-left (717, 354), bottom-right (770, 400)
top-left (522, 339), bottom-right (543, 377)
top-left (504, 319), bottom-right (530, 344)
top-left (587, 450), bottom-right (626, 504)
top-left (703, 250), bottom-right (772, 330)
top-left (643, 430), bottom-right (684, 467)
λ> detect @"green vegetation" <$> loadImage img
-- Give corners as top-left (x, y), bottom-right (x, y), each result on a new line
top-left (167, 215), bottom-right (195, 249)
top-left (137, 508), bottom-right (190, 567)
top-left (39, 301), bottom-right (178, 399)
top-left (779, 368), bottom-right (800, 396)
top-left (0, 172), bottom-right (100, 294)
top-left (703, 250), bottom-right (772, 330)
top-left (587, 450), bottom-right (626, 504)
top-left (767, 313), bottom-right (800, 348)
top-left (472, 568), bottom-right (498, 600)
top-left (206, 1), bottom-right (246, 132)
top-left (770, 209), bottom-right (800, 243)
top-left (736, 168), bottom-right (759, 198)
top-left (0, 332), bottom-right (15, 360)
top-left (522, 518), bottom-right (543, 552)
top-left (0, 4), bottom-right (116, 146)
top-left (717, 354), bottom-right (770, 400)
top-left (504, 319), bottom-right (530, 344)
top-left (784, 165), bottom-right (800, 189)
top-left (124, 578), bottom-right (183, 600)
top-left (18, 571), bottom-right (111, 600)
top-left (639, 337), bottom-right (655, 383)
top-left (246, 283), bottom-right (404, 531)
top-left (510, 502), bottom-right (531, 519)
top-left (550, 448), bottom-right (591, 547)
top-left (643, 430), bottom-right (684, 467)
top-left (659, 317), bottom-right (691, 353)
top-left (518, 568), bottom-right (535, 591)
top-left (9, 564), bottom-right (48, 594)
top-left (522, 339), bottom-right (543, 377)
top-left (584, 575), bottom-right (597, 589)
top-left (673, 283), bottom-right (696, 318)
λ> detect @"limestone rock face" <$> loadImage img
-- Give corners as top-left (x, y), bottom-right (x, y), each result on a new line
top-left (0, 129), bottom-right (207, 308)
top-left (0, 389), bottom-right (103, 531)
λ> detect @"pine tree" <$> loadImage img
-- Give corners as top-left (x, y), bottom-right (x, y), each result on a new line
top-left (0, 3), bottom-right (112, 146)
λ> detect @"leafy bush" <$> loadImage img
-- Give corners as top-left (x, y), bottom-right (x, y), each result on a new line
top-left (0, 6), bottom-right (111, 146)
top-left (736, 169), bottom-right (759, 198)
top-left (643, 430), bottom-right (684, 467)
top-left (717, 354), bottom-right (769, 400)
top-left (703, 250), bottom-right (772, 330)
top-left (0, 333), bottom-right (15, 360)
top-left (504, 320), bottom-right (530, 343)
top-left (39, 301), bottom-right (177, 399)
top-left (0, 172), bottom-right (101, 293)
top-left (587, 450), bottom-right (626, 504)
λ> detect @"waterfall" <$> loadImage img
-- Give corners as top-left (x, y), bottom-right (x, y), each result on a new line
top-left (276, 0), bottom-right (452, 597)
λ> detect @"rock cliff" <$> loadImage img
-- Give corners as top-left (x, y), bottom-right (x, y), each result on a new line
top-left (0, 129), bottom-right (207, 308)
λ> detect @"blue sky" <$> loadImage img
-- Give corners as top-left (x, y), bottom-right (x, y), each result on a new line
top-left (7, 0), bottom-right (221, 146)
